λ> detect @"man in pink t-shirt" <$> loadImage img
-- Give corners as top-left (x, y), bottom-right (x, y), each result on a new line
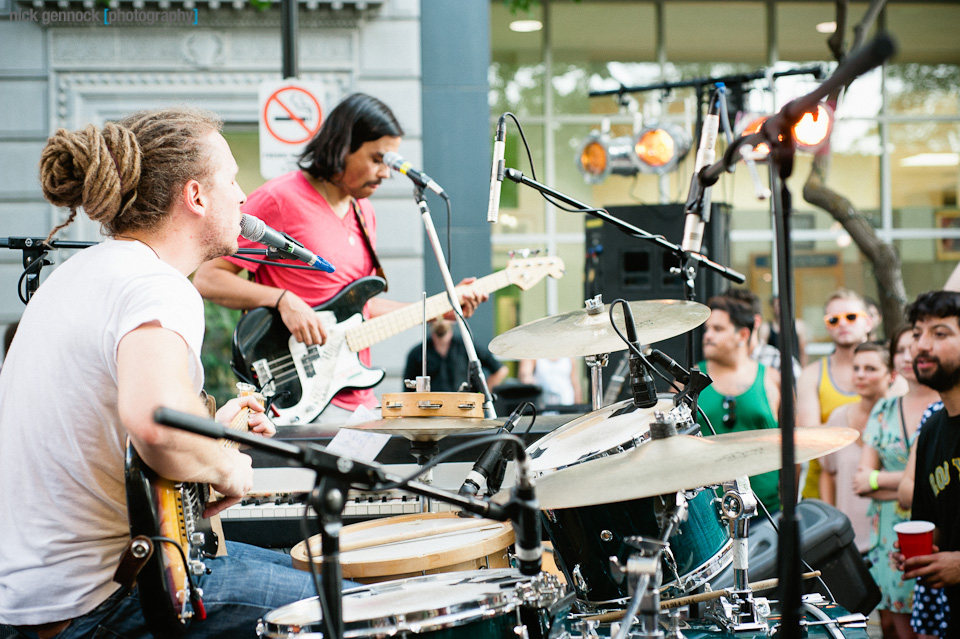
top-left (194, 93), bottom-right (485, 423)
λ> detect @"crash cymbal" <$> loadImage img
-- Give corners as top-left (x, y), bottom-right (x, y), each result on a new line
top-left (343, 417), bottom-right (503, 442)
top-left (532, 427), bottom-right (859, 509)
top-left (489, 299), bottom-right (710, 359)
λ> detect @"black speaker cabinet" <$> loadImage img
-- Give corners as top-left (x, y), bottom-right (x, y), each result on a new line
top-left (584, 203), bottom-right (730, 399)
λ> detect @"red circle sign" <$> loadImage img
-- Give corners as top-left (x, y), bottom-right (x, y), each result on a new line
top-left (262, 86), bottom-right (323, 145)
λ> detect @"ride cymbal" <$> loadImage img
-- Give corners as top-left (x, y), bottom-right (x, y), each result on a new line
top-left (489, 299), bottom-right (709, 359)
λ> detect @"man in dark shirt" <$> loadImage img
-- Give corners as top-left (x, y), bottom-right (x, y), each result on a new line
top-left (903, 290), bottom-right (960, 637)
top-left (403, 318), bottom-right (507, 393)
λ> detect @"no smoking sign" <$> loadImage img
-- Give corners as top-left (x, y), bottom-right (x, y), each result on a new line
top-left (259, 81), bottom-right (325, 179)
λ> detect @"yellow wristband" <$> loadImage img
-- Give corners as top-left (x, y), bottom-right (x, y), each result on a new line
top-left (869, 470), bottom-right (880, 491)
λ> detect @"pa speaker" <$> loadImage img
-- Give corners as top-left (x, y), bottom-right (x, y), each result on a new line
top-left (584, 203), bottom-right (730, 400)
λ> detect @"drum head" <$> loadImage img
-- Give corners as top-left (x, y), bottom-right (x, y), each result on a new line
top-left (526, 398), bottom-right (675, 472)
top-left (291, 512), bottom-right (514, 580)
top-left (260, 570), bottom-right (553, 638)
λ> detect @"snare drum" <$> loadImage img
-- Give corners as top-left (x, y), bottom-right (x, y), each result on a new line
top-left (290, 512), bottom-right (513, 583)
top-left (257, 569), bottom-right (573, 639)
top-left (529, 398), bottom-right (732, 606)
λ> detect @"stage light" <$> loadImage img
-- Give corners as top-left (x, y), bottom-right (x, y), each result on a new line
top-left (575, 131), bottom-right (645, 184)
top-left (793, 102), bottom-right (833, 151)
top-left (737, 102), bottom-right (833, 158)
top-left (633, 124), bottom-right (691, 174)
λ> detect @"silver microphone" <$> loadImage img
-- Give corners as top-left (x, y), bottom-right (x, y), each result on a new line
top-left (487, 115), bottom-right (507, 224)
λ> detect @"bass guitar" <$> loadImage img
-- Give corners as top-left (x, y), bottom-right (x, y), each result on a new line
top-left (124, 384), bottom-right (262, 636)
top-left (231, 256), bottom-right (565, 425)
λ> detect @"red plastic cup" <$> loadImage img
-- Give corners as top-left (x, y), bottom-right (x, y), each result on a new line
top-left (895, 521), bottom-right (935, 560)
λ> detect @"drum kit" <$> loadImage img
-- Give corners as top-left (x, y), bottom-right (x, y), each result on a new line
top-left (244, 295), bottom-right (869, 639)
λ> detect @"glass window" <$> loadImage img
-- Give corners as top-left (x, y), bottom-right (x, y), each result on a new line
top-left (889, 121), bottom-right (960, 211)
top-left (664, 2), bottom-right (766, 64)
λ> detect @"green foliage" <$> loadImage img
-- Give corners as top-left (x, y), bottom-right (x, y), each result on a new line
top-left (200, 300), bottom-right (242, 404)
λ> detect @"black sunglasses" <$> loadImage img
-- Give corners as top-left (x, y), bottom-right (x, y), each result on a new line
top-left (722, 396), bottom-right (737, 429)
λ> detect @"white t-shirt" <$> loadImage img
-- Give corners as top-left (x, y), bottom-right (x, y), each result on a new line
top-left (0, 240), bottom-right (205, 625)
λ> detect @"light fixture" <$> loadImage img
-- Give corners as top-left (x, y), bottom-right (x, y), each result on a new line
top-left (509, 19), bottom-right (542, 33)
top-left (816, 21), bottom-right (837, 34)
top-left (633, 124), bottom-right (692, 174)
top-left (575, 124), bottom-right (693, 183)
top-left (575, 131), bottom-right (641, 184)
top-left (900, 153), bottom-right (960, 168)
top-left (737, 102), bottom-right (834, 159)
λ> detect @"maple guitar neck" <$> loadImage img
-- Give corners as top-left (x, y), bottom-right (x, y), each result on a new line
top-left (346, 271), bottom-right (512, 353)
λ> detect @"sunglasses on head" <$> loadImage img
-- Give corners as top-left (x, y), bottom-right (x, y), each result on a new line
top-left (823, 311), bottom-right (866, 328)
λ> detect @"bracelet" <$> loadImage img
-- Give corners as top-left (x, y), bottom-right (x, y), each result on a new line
top-left (275, 289), bottom-right (288, 309)
top-left (869, 470), bottom-right (880, 491)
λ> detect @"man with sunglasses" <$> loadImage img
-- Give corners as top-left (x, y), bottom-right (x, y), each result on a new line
top-left (695, 291), bottom-right (782, 515)
top-left (797, 289), bottom-right (874, 499)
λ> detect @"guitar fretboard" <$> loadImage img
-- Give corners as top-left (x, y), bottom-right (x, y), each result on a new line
top-left (345, 270), bottom-right (512, 353)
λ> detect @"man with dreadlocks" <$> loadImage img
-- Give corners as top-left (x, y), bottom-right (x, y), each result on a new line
top-left (0, 109), bottom-right (326, 638)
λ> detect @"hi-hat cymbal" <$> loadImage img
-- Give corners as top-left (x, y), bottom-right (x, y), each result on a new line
top-left (489, 300), bottom-right (710, 359)
top-left (343, 417), bottom-right (503, 442)
top-left (533, 427), bottom-right (859, 509)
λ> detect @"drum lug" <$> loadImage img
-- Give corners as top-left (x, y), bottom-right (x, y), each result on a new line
top-left (572, 564), bottom-right (590, 594)
top-left (599, 530), bottom-right (613, 542)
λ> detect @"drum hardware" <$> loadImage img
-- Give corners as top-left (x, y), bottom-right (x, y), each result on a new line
top-left (796, 596), bottom-right (868, 634)
top-left (703, 476), bottom-right (767, 633)
top-left (152, 407), bottom-right (523, 639)
top-left (585, 352), bottom-right (610, 411)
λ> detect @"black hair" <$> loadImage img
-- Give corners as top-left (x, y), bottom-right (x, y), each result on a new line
top-left (707, 294), bottom-right (756, 333)
top-left (723, 287), bottom-right (762, 316)
top-left (298, 93), bottom-right (403, 181)
top-left (907, 291), bottom-right (960, 325)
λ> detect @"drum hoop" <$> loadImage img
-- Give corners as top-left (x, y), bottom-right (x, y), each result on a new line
top-left (291, 513), bottom-right (515, 578)
top-left (262, 571), bottom-right (551, 637)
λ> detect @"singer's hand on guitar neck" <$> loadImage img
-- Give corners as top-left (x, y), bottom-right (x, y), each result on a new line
top-left (277, 288), bottom-right (328, 346)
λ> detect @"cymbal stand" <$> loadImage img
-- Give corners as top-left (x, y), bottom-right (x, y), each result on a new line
top-left (412, 186), bottom-right (496, 419)
top-left (705, 476), bottom-right (767, 632)
top-left (583, 295), bottom-right (609, 410)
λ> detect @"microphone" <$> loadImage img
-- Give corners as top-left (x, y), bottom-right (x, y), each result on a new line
top-left (486, 115), bottom-right (507, 224)
top-left (382, 152), bottom-right (448, 199)
top-left (512, 449), bottom-right (542, 576)
top-left (681, 112), bottom-right (720, 255)
top-left (621, 301), bottom-right (657, 409)
top-left (458, 404), bottom-right (524, 497)
top-left (648, 348), bottom-right (691, 385)
top-left (239, 214), bottom-right (335, 273)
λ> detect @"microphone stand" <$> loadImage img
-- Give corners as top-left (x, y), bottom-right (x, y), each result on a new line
top-left (0, 237), bottom-right (270, 303)
top-left (152, 407), bottom-right (514, 639)
top-left (410, 185), bottom-right (497, 418)
top-left (693, 34), bottom-right (896, 638)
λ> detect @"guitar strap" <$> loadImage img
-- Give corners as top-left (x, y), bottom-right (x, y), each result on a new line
top-left (352, 199), bottom-right (388, 292)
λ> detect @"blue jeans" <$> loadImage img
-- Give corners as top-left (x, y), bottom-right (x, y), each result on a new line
top-left (20, 542), bottom-right (338, 639)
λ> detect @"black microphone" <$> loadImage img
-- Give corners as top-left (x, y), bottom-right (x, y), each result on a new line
top-left (382, 151), bottom-right (448, 200)
top-left (681, 112), bottom-right (720, 255)
top-left (239, 214), bottom-right (335, 273)
top-left (648, 348), bottom-right (691, 385)
top-left (487, 115), bottom-right (507, 224)
top-left (458, 404), bottom-right (524, 497)
top-left (621, 301), bottom-right (657, 409)
top-left (512, 449), bottom-right (542, 576)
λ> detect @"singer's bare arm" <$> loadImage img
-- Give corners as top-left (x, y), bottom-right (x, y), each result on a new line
top-left (193, 257), bottom-right (327, 346)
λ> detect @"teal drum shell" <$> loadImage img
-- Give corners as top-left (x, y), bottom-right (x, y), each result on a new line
top-left (528, 399), bottom-right (732, 606)
top-left (256, 569), bottom-right (572, 639)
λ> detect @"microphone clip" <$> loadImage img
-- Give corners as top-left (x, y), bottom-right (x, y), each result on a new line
top-left (264, 231), bottom-right (307, 262)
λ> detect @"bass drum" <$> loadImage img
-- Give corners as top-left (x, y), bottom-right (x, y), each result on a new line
top-left (528, 397), bottom-right (732, 607)
top-left (257, 569), bottom-right (573, 639)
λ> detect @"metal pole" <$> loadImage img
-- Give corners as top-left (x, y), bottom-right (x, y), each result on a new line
top-left (281, 0), bottom-right (298, 79)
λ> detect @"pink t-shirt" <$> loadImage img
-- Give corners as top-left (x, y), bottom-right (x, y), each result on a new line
top-left (225, 170), bottom-right (379, 410)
